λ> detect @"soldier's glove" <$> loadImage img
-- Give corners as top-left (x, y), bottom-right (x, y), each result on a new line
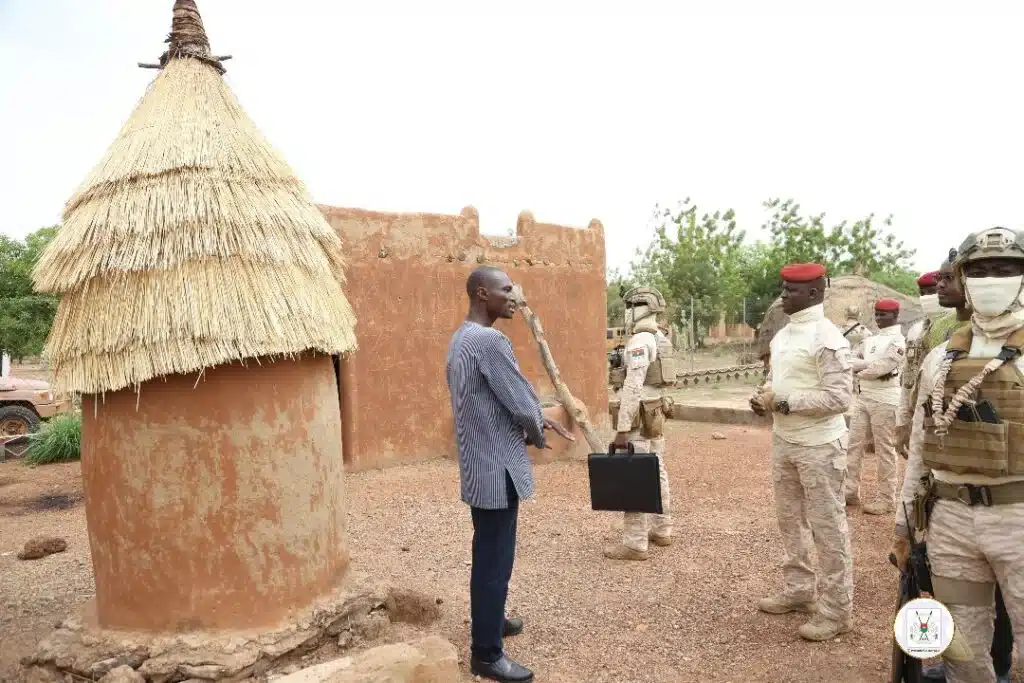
top-left (890, 535), bottom-right (910, 572)
top-left (895, 424), bottom-right (911, 459)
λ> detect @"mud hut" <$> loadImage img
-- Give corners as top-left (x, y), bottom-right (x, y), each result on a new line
top-left (32, 1), bottom-right (357, 631)
top-left (756, 274), bottom-right (922, 358)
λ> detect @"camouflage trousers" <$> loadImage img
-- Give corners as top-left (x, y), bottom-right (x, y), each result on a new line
top-left (928, 498), bottom-right (1024, 683)
top-left (845, 395), bottom-right (898, 506)
top-left (770, 433), bottom-right (854, 621)
top-left (621, 433), bottom-right (672, 552)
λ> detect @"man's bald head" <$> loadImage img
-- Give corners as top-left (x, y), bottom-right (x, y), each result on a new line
top-left (466, 266), bottom-right (508, 298)
top-left (464, 266), bottom-right (517, 324)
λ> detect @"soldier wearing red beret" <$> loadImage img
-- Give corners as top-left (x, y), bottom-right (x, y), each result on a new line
top-left (844, 298), bottom-right (906, 515)
top-left (749, 263), bottom-right (855, 642)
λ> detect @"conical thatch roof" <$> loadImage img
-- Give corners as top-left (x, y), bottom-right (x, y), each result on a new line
top-left (33, 0), bottom-right (357, 395)
top-left (756, 274), bottom-right (922, 357)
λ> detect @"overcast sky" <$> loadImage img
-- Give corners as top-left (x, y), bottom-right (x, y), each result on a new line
top-left (2, 0), bottom-right (1023, 277)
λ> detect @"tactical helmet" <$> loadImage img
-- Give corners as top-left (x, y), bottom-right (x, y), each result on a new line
top-left (954, 227), bottom-right (1024, 270)
top-left (622, 286), bottom-right (667, 312)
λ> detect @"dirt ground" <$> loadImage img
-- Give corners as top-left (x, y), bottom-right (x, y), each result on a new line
top-left (1, 421), bottom-right (1017, 683)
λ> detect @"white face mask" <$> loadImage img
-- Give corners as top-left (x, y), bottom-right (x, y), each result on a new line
top-left (965, 276), bottom-right (1024, 316)
top-left (624, 304), bottom-right (650, 327)
top-left (918, 294), bottom-right (942, 317)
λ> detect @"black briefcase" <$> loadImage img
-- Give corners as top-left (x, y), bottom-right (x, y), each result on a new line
top-left (587, 443), bottom-right (664, 514)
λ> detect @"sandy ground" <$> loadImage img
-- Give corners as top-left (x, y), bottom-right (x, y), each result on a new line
top-left (1, 421), bottom-right (1017, 683)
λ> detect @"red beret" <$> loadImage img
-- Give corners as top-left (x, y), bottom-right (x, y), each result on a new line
top-left (917, 271), bottom-right (938, 286)
top-left (779, 263), bottom-right (827, 282)
top-left (875, 298), bottom-right (900, 312)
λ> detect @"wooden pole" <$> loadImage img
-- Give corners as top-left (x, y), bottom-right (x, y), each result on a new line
top-left (511, 285), bottom-right (604, 453)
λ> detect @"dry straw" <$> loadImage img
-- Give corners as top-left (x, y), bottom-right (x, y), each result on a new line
top-left (33, 0), bottom-right (357, 395)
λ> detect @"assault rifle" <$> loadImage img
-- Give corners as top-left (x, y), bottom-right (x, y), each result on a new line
top-left (890, 502), bottom-right (936, 683)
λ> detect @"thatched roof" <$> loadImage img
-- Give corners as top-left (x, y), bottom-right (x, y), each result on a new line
top-left (756, 274), bottom-right (922, 357)
top-left (33, 0), bottom-right (357, 395)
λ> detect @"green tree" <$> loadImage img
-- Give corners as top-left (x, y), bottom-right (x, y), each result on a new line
top-left (741, 199), bottom-right (918, 327)
top-left (0, 226), bottom-right (60, 360)
top-left (630, 199), bottom-right (747, 346)
top-left (605, 267), bottom-right (634, 326)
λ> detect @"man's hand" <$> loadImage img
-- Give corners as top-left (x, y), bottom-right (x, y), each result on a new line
top-left (543, 417), bottom-right (575, 443)
top-left (612, 431), bottom-right (630, 451)
top-left (750, 388), bottom-right (767, 415)
top-left (895, 424), bottom-right (910, 459)
top-left (890, 535), bottom-right (910, 572)
top-left (852, 358), bottom-right (868, 373)
top-left (758, 390), bottom-right (777, 413)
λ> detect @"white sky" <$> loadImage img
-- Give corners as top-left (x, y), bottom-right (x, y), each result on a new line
top-left (2, 0), bottom-right (1024, 278)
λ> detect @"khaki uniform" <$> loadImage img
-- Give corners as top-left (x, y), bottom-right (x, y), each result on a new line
top-left (845, 325), bottom-right (906, 510)
top-left (762, 304), bottom-right (855, 625)
top-left (901, 326), bottom-right (1024, 682)
top-left (843, 318), bottom-right (874, 470)
top-left (897, 316), bottom-right (937, 430)
top-left (608, 323), bottom-right (675, 553)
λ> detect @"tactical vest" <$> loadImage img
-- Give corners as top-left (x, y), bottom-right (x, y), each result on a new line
top-left (608, 331), bottom-right (676, 438)
top-left (921, 327), bottom-right (1024, 477)
top-left (609, 332), bottom-right (676, 391)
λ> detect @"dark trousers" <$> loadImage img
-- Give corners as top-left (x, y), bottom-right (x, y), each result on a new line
top-left (470, 472), bottom-right (520, 663)
top-left (992, 584), bottom-right (1013, 676)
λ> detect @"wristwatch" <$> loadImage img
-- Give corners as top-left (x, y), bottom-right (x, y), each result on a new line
top-left (776, 400), bottom-right (790, 415)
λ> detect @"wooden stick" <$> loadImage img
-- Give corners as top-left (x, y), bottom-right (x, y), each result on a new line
top-left (511, 285), bottom-right (604, 453)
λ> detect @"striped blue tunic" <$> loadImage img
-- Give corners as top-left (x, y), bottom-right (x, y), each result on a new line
top-left (446, 321), bottom-right (546, 509)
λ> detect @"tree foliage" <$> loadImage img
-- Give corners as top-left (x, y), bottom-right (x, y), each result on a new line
top-left (0, 226), bottom-right (59, 360)
top-left (611, 199), bottom-right (919, 342)
top-left (628, 199), bottom-right (747, 345)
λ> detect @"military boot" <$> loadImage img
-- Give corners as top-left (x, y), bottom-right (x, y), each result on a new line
top-left (603, 543), bottom-right (648, 561)
top-left (757, 594), bottom-right (817, 615)
top-left (862, 501), bottom-right (894, 515)
top-left (648, 530), bottom-right (673, 547)
top-left (797, 614), bottom-right (852, 641)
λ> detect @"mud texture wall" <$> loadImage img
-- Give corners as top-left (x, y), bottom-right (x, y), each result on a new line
top-left (321, 205), bottom-right (608, 471)
top-left (80, 354), bottom-right (348, 630)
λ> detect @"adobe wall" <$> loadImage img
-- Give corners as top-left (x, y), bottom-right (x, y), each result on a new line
top-left (320, 205), bottom-right (608, 471)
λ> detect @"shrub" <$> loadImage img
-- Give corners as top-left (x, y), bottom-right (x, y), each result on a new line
top-left (24, 413), bottom-right (81, 465)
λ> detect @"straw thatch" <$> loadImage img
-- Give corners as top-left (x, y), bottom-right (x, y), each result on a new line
top-left (33, 0), bottom-right (357, 395)
top-left (756, 274), bottom-right (922, 357)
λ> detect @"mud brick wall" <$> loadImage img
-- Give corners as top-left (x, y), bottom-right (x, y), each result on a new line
top-left (320, 205), bottom-right (608, 471)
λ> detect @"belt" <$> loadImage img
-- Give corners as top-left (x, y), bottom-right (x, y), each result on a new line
top-left (932, 479), bottom-right (1024, 506)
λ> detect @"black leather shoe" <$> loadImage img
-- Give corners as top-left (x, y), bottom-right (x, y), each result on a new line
top-left (470, 655), bottom-right (534, 682)
top-left (503, 617), bottom-right (523, 637)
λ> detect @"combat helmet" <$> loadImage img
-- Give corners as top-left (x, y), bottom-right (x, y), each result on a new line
top-left (621, 285), bottom-right (666, 332)
top-left (954, 227), bottom-right (1024, 272)
top-left (622, 286), bottom-right (667, 312)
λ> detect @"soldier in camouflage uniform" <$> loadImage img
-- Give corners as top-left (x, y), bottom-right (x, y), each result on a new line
top-left (895, 271), bottom-right (944, 452)
top-left (893, 231), bottom-right (1024, 683)
top-left (606, 286), bottom-right (676, 561)
top-left (750, 263), bottom-right (855, 642)
top-left (842, 304), bottom-right (874, 505)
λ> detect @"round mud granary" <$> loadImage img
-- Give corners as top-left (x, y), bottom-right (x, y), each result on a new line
top-left (81, 354), bottom-right (347, 631)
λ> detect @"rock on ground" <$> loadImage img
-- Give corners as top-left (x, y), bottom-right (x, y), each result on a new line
top-left (17, 536), bottom-right (67, 560)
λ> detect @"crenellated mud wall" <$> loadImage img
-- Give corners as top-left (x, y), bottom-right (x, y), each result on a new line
top-left (320, 205), bottom-right (608, 471)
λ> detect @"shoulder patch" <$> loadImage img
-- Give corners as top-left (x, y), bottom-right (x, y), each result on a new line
top-left (630, 348), bottom-right (646, 358)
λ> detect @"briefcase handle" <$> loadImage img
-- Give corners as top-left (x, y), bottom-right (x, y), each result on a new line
top-left (607, 442), bottom-right (635, 456)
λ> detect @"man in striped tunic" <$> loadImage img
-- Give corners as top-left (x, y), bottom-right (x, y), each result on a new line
top-left (446, 265), bottom-right (573, 683)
